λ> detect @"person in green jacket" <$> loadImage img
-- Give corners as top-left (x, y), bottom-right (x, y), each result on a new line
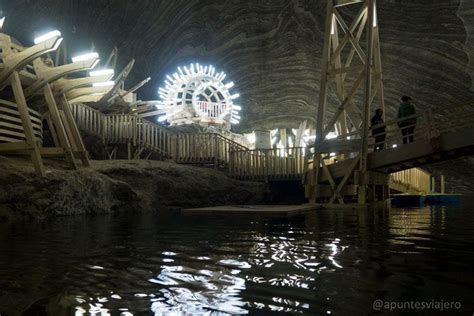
top-left (397, 96), bottom-right (416, 144)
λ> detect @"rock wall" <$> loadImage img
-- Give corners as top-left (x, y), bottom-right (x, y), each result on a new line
top-left (2, 0), bottom-right (473, 131)
top-left (0, 157), bottom-right (269, 222)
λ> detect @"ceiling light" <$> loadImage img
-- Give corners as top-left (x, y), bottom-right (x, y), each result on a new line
top-left (89, 69), bottom-right (114, 77)
top-left (34, 30), bottom-right (61, 44)
top-left (93, 81), bottom-right (114, 87)
top-left (72, 52), bottom-right (99, 63)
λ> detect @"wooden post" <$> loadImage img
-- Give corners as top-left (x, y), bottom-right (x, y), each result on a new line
top-left (358, 0), bottom-right (375, 205)
top-left (431, 176), bottom-right (436, 193)
top-left (43, 84), bottom-right (78, 169)
top-left (10, 71), bottom-right (45, 177)
top-left (440, 175), bottom-right (445, 194)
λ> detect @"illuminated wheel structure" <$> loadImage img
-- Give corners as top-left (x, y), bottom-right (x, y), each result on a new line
top-left (156, 63), bottom-right (241, 129)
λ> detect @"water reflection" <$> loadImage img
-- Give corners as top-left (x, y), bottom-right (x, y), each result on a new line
top-left (0, 200), bottom-right (473, 315)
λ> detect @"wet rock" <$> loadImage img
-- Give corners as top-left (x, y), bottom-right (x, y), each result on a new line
top-left (0, 156), bottom-right (268, 222)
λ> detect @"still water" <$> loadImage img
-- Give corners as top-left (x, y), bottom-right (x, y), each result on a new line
top-left (0, 200), bottom-right (473, 315)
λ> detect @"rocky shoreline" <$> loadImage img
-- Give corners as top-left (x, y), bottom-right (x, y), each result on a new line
top-left (0, 156), bottom-right (269, 222)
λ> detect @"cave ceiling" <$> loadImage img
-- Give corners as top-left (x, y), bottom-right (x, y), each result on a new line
top-left (1, 0), bottom-right (473, 132)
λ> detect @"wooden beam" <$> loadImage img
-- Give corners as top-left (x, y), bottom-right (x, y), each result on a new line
top-left (43, 84), bottom-right (78, 169)
top-left (10, 71), bottom-right (45, 177)
top-left (59, 95), bottom-right (90, 166)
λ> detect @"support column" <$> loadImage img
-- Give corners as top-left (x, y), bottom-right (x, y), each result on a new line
top-left (59, 95), bottom-right (90, 166)
top-left (43, 84), bottom-right (78, 169)
top-left (440, 175), bottom-right (445, 194)
top-left (358, 0), bottom-right (375, 205)
top-left (10, 71), bottom-right (45, 177)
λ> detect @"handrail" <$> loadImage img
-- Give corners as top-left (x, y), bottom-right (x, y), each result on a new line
top-left (72, 103), bottom-right (175, 157)
top-left (334, 101), bottom-right (474, 143)
top-left (228, 147), bottom-right (307, 180)
top-left (71, 103), bottom-right (250, 162)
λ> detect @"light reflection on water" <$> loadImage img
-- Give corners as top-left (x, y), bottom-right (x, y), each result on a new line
top-left (0, 199), bottom-right (473, 315)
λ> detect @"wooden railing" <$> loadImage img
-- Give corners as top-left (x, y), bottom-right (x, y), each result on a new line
top-left (71, 103), bottom-right (248, 163)
top-left (175, 133), bottom-right (248, 165)
top-left (71, 103), bottom-right (175, 156)
top-left (229, 147), bottom-right (307, 181)
top-left (366, 102), bottom-right (474, 151)
top-left (0, 99), bottom-right (42, 144)
top-left (390, 168), bottom-right (431, 194)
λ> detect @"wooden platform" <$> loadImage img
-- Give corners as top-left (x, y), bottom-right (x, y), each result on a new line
top-left (182, 204), bottom-right (317, 216)
top-left (392, 193), bottom-right (461, 207)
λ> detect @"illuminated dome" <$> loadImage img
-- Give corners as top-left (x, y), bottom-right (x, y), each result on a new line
top-left (156, 63), bottom-right (241, 129)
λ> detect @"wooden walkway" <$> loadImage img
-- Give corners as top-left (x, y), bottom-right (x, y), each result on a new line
top-left (71, 103), bottom-right (248, 162)
top-left (70, 102), bottom-right (474, 191)
top-left (182, 204), bottom-right (317, 216)
top-left (310, 102), bottom-right (474, 180)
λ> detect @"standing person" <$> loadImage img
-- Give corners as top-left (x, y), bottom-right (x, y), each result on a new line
top-left (397, 96), bottom-right (416, 144)
top-left (371, 108), bottom-right (386, 151)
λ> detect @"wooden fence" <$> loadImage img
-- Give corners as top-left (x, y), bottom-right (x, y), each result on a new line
top-left (229, 147), bottom-right (307, 181)
top-left (71, 103), bottom-right (248, 163)
top-left (0, 99), bottom-right (42, 144)
top-left (390, 168), bottom-right (431, 193)
top-left (71, 103), bottom-right (174, 156)
top-left (175, 133), bottom-right (248, 165)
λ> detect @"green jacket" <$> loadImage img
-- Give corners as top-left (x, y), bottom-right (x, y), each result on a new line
top-left (397, 102), bottom-right (416, 126)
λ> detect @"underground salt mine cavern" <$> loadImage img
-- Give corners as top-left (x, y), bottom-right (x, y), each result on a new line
top-left (0, 0), bottom-right (473, 314)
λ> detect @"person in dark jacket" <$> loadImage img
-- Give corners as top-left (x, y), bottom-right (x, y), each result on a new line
top-left (397, 96), bottom-right (416, 144)
top-left (371, 108), bottom-right (385, 151)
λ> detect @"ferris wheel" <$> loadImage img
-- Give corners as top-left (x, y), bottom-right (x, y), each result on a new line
top-left (156, 63), bottom-right (241, 128)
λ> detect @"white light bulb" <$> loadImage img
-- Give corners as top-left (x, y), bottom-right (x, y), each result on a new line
top-left (330, 152), bottom-right (336, 157)
top-left (230, 93), bottom-right (240, 99)
top-left (232, 105), bottom-right (242, 111)
top-left (225, 82), bottom-right (234, 89)
top-left (34, 30), bottom-right (61, 44)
